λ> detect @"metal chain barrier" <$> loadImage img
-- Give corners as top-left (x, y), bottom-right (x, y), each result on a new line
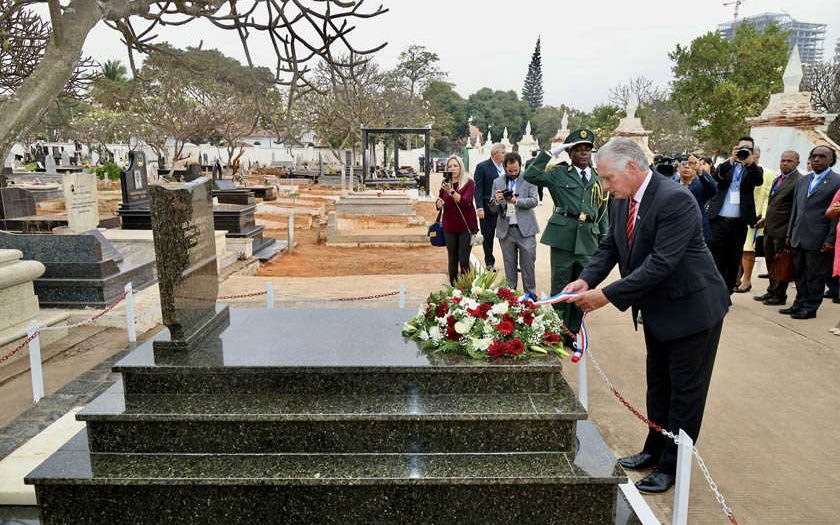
top-left (0, 289), bottom-right (130, 365)
top-left (217, 290), bottom-right (268, 300)
top-left (218, 289), bottom-right (400, 302)
top-left (585, 347), bottom-right (740, 525)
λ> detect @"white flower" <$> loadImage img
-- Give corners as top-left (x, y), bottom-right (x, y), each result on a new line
top-left (452, 289), bottom-right (463, 298)
top-left (471, 286), bottom-right (484, 295)
top-left (428, 326), bottom-right (442, 341)
top-left (473, 337), bottom-right (492, 351)
top-left (418, 330), bottom-right (430, 341)
top-left (463, 298), bottom-right (479, 310)
top-left (454, 317), bottom-right (475, 335)
top-left (491, 302), bottom-right (509, 315)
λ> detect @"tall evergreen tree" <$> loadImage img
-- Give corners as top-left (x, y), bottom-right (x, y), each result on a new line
top-left (522, 37), bottom-right (544, 110)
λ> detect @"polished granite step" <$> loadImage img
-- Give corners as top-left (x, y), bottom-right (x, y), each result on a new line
top-left (27, 426), bottom-right (625, 524)
top-left (79, 383), bottom-right (585, 454)
top-left (115, 309), bottom-right (565, 396)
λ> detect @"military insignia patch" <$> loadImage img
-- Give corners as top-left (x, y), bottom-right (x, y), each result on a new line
top-left (580, 130), bottom-right (588, 138)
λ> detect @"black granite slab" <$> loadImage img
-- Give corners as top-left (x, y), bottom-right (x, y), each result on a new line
top-left (115, 309), bottom-right (565, 395)
top-left (119, 151), bottom-right (149, 207)
top-left (0, 187), bottom-right (36, 219)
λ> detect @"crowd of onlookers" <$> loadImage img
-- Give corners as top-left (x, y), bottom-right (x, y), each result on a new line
top-left (434, 131), bottom-right (840, 336)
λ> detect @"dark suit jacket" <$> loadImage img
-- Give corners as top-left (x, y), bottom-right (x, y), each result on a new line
top-left (787, 170), bottom-right (840, 250)
top-left (579, 172), bottom-right (730, 342)
top-left (708, 160), bottom-right (764, 226)
top-left (763, 169), bottom-right (802, 238)
top-left (473, 159), bottom-right (500, 213)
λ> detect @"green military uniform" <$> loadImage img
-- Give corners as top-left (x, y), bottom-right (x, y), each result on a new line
top-left (523, 128), bottom-right (609, 336)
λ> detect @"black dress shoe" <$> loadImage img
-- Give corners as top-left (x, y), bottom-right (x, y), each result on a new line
top-left (617, 452), bottom-right (658, 471)
top-left (636, 469), bottom-right (676, 494)
top-left (779, 306), bottom-right (800, 315)
top-left (753, 293), bottom-right (770, 302)
top-left (758, 273), bottom-right (769, 279)
top-left (763, 297), bottom-right (786, 306)
top-left (824, 292), bottom-right (839, 299)
top-left (791, 310), bottom-right (816, 319)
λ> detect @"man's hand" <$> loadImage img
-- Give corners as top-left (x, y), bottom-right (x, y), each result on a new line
top-left (755, 218), bottom-right (766, 229)
top-left (509, 195), bottom-right (517, 205)
top-left (495, 190), bottom-right (504, 203)
top-left (567, 289), bottom-right (609, 313)
top-left (562, 279), bottom-right (590, 294)
top-left (477, 208), bottom-right (485, 220)
top-left (820, 242), bottom-right (834, 253)
top-left (742, 151), bottom-right (756, 166)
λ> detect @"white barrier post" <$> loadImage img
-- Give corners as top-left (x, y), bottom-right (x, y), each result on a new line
top-left (399, 285), bottom-right (406, 309)
top-left (125, 282), bottom-right (136, 343)
top-left (287, 214), bottom-right (294, 253)
top-left (672, 429), bottom-right (693, 525)
top-left (578, 350), bottom-right (589, 411)
top-left (27, 322), bottom-right (44, 403)
top-left (266, 282), bottom-right (275, 309)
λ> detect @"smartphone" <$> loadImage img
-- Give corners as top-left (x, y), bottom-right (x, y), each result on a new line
top-left (443, 171), bottom-right (453, 182)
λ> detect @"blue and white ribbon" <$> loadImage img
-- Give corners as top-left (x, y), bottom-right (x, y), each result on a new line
top-left (518, 292), bottom-right (589, 362)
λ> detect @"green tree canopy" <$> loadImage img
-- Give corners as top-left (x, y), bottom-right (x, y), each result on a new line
top-left (395, 44), bottom-right (446, 98)
top-left (585, 104), bottom-right (622, 148)
top-left (466, 88), bottom-right (532, 143)
top-left (422, 80), bottom-right (467, 147)
top-left (529, 104), bottom-right (586, 147)
top-left (669, 22), bottom-right (788, 155)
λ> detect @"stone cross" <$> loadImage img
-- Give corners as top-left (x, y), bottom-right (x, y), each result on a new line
top-left (626, 96), bottom-right (638, 120)
top-left (149, 176), bottom-right (228, 350)
top-left (783, 44), bottom-right (803, 94)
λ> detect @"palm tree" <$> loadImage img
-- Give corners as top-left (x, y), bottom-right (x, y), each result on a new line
top-left (101, 60), bottom-right (128, 82)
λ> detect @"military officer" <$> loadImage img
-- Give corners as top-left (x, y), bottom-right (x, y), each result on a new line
top-left (523, 128), bottom-right (610, 339)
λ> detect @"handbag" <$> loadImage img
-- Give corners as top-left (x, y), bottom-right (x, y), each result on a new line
top-left (428, 209), bottom-right (446, 247)
top-left (453, 197), bottom-right (482, 246)
top-left (770, 248), bottom-right (794, 283)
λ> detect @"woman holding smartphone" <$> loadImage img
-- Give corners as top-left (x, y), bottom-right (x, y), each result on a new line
top-left (436, 155), bottom-right (478, 285)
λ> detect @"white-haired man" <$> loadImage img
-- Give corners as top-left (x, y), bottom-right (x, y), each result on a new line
top-left (473, 143), bottom-right (507, 270)
top-left (561, 138), bottom-right (730, 494)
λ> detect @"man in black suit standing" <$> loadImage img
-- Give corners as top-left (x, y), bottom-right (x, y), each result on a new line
top-left (708, 136), bottom-right (764, 292)
top-left (753, 151), bottom-right (802, 305)
top-left (473, 143), bottom-right (507, 270)
top-left (562, 138), bottom-right (730, 494)
top-left (781, 146), bottom-right (840, 319)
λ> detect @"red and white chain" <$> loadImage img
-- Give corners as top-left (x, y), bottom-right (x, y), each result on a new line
top-left (218, 290), bottom-right (400, 302)
top-left (585, 348), bottom-right (740, 525)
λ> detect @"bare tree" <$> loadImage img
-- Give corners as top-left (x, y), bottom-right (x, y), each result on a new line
top-left (0, 1), bottom-right (387, 164)
top-left (608, 76), bottom-right (667, 108)
top-left (803, 61), bottom-right (840, 113)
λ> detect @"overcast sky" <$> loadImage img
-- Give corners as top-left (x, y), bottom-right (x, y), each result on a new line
top-left (80, 0), bottom-right (840, 112)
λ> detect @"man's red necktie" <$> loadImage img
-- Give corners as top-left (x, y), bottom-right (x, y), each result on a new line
top-left (626, 199), bottom-right (637, 246)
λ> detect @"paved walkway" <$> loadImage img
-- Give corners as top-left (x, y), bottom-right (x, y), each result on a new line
top-left (477, 189), bottom-right (840, 524)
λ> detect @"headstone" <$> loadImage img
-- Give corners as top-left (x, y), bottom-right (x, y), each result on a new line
top-left (60, 149), bottom-right (71, 166)
top-left (184, 163), bottom-right (203, 182)
top-left (120, 151), bottom-right (149, 207)
top-left (44, 155), bottom-right (57, 174)
top-left (0, 187), bottom-right (36, 219)
top-left (149, 176), bottom-right (229, 350)
top-left (62, 172), bottom-right (99, 233)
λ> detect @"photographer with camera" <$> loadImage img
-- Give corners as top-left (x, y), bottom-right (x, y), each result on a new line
top-left (436, 155), bottom-right (478, 286)
top-left (673, 154), bottom-right (717, 242)
top-left (708, 136), bottom-right (764, 293)
top-left (487, 152), bottom-right (540, 297)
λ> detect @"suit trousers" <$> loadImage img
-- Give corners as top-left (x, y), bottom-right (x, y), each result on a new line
top-left (763, 235), bottom-right (790, 300)
top-left (479, 212), bottom-right (498, 267)
top-left (792, 248), bottom-right (833, 313)
top-left (549, 248), bottom-right (588, 335)
top-left (709, 217), bottom-right (748, 292)
top-left (444, 231), bottom-right (471, 286)
top-left (499, 225), bottom-right (537, 297)
top-left (642, 319), bottom-right (723, 474)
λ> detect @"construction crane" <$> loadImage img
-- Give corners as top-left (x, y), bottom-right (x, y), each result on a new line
top-left (723, 0), bottom-right (746, 21)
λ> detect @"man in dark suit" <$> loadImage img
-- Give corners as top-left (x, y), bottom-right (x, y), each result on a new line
top-left (562, 138), bottom-right (730, 494)
top-left (753, 151), bottom-right (802, 305)
top-left (708, 136), bottom-right (764, 292)
top-left (473, 143), bottom-right (507, 270)
top-left (781, 146), bottom-right (840, 319)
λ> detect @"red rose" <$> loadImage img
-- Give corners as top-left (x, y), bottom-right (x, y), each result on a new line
top-left (497, 320), bottom-right (515, 336)
top-left (447, 315), bottom-right (457, 326)
top-left (452, 297), bottom-right (462, 304)
top-left (488, 339), bottom-right (508, 358)
top-left (479, 303), bottom-right (493, 312)
top-left (502, 313), bottom-right (515, 324)
top-left (520, 310), bottom-right (534, 326)
top-left (446, 326), bottom-right (461, 341)
top-left (496, 288), bottom-right (516, 301)
top-left (435, 301), bottom-right (449, 317)
top-left (543, 332), bottom-right (562, 344)
top-left (508, 338), bottom-right (525, 356)
top-left (467, 307), bottom-right (488, 320)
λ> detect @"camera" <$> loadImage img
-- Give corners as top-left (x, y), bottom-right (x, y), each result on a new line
top-left (735, 147), bottom-right (752, 162)
top-left (443, 171), bottom-right (453, 182)
top-left (654, 154), bottom-right (676, 177)
top-left (502, 189), bottom-right (514, 201)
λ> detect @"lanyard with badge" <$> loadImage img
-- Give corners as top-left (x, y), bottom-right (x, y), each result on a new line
top-left (506, 178), bottom-right (517, 218)
top-left (729, 164), bottom-right (742, 205)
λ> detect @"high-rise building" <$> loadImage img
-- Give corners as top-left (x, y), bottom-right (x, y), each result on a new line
top-left (717, 12), bottom-right (827, 64)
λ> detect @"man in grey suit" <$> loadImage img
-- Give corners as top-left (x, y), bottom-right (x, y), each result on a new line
top-left (562, 138), bottom-right (730, 494)
top-left (782, 146), bottom-right (840, 319)
top-left (487, 152), bottom-right (540, 297)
